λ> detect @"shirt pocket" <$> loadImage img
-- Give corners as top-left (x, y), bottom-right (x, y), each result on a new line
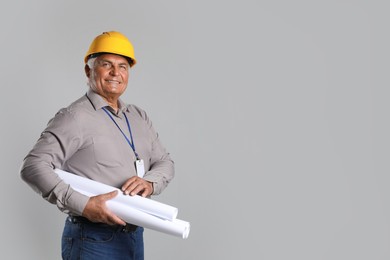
top-left (93, 136), bottom-right (124, 168)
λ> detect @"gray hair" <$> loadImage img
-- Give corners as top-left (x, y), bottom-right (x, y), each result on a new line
top-left (86, 57), bottom-right (97, 87)
top-left (86, 57), bottom-right (97, 69)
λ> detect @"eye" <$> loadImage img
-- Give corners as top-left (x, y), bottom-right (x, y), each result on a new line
top-left (120, 65), bottom-right (128, 71)
top-left (100, 61), bottom-right (112, 69)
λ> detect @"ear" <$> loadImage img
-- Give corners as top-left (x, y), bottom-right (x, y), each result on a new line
top-left (84, 64), bottom-right (91, 78)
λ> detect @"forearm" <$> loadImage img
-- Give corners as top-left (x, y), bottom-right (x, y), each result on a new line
top-left (143, 155), bottom-right (175, 195)
top-left (20, 158), bottom-right (89, 215)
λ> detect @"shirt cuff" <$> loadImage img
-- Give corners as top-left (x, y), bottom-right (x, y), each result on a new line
top-left (66, 190), bottom-right (90, 216)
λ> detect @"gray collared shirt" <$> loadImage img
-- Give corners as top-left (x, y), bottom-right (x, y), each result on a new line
top-left (20, 89), bottom-right (174, 216)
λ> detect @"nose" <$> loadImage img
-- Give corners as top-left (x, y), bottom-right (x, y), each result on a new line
top-left (110, 65), bottom-right (120, 76)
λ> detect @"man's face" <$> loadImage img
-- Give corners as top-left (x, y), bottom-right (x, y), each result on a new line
top-left (86, 53), bottom-right (130, 101)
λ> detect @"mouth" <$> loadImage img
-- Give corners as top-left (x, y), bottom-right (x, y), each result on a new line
top-left (106, 80), bottom-right (122, 86)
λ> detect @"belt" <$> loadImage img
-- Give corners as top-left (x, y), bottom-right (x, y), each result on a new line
top-left (68, 216), bottom-right (138, 233)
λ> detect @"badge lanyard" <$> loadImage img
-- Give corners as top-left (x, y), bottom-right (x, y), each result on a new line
top-left (102, 107), bottom-right (145, 177)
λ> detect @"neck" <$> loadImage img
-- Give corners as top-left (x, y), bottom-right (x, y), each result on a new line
top-left (103, 96), bottom-right (119, 112)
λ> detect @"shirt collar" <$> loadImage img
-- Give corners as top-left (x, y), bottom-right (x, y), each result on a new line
top-left (86, 89), bottom-right (128, 114)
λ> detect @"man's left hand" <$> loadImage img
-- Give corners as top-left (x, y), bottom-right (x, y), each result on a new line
top-left (121, 176), bottom-right (153, 197)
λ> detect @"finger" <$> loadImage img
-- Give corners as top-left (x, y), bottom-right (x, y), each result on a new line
top-left (107, 213), bottom-right (126, 226)
top-left (130, 181), bottom-right (151, 196)
top-left (121, 177), bottom-right (137, 193)
top-left (140, 190), bottom-right (148, 197)
top-left (140, 183), bottom-right (153, 197)
top-left (127, 180), bottom-right (145, 196)
top-left (123, 179), bottom-right (143, 195)
top-left (100, 191), bottom-right (126, 226)
top-left (102, 190), bottom-right (119, 201)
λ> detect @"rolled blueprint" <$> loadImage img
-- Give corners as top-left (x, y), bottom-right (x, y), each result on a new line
top-left (55, 169), bottom-right (190, 239)
top-left (55, 168), bottom-right (178, 221)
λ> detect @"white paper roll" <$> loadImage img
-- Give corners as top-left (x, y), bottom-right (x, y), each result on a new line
top-left (55, 168), bottom-right (178, 221)
top-left (55, 169), bottom-right (190, 239)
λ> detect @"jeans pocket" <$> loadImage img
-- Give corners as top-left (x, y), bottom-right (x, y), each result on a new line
top-left (82, 224), bottom-right (115, 243)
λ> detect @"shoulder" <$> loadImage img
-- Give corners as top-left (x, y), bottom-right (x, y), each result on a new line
top-left (47, 94), bottom-right (94, 130)
top-left (60, 94), bottom-right (95, 119)
top-left (126, 104), bottom-right (150, 120)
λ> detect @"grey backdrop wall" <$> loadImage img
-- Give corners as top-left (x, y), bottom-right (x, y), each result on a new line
top-left (1, 0), bottom-right (390, 259)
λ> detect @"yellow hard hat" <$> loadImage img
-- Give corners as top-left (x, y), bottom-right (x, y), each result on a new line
top-left (84, 31), bottom-right (136, 67)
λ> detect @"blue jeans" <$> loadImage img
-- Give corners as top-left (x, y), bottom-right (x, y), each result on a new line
top-left (62, 217), bottom-right (144, 260)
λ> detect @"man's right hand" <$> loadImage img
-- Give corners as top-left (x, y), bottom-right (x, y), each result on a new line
top-left (81, 190), bottom-right (126, 226)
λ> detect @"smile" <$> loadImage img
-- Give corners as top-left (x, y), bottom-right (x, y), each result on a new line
top-left (107, 80), bottom-right (121, 84)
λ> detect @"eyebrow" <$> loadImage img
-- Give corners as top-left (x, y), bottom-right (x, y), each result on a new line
top-left (99, 59), bottom-right (129, 66)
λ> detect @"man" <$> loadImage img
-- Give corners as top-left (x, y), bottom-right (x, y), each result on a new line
top-left (20, 31), bottom-right (175, 260)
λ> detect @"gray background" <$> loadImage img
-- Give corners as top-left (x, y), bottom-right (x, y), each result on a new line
top-left (1, 0), bottom-right (390, 259)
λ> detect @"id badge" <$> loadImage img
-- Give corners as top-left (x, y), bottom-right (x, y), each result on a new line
top-left (135, 159), bottom-right (145, 178)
